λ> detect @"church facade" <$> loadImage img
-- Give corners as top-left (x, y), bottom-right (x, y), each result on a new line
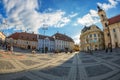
top-left (97, 6), bottom-right (120, 49)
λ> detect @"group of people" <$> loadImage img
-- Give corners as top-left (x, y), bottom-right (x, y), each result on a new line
top-left (105, 43), bottom-right (112, 53)
top-left (0, 43), bottom-right (14, 54)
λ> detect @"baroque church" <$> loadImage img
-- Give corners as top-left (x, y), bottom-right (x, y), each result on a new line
top-left (97, 6), bottom-right (120, 49)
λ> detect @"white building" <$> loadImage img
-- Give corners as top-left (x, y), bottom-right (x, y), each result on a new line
top-left (52, 33), bottom-right (74, 52)
top-left (38, 35), bottom-right (55, 53)
top-left (38, 33), bottom-right (74, 53)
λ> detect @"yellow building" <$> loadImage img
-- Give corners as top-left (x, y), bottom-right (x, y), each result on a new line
top-left (80, 25), bottom-right (104, 51)
top-left (98, 6), bottom-right (120, 48)
top-left (6, 32), bottom-right (38, 49)
top-left (0, 32), bottom-right (6, 44)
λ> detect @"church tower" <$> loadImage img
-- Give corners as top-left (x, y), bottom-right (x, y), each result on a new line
top-left (97, 6), bottom-right (110, 48)
top-left (97, 6), bottom-right (108, 29)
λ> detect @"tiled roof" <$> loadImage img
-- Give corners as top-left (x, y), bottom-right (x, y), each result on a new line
top-left (52, 33), bottom-right (74, 42)
top-left (7, 32), bottom-right (20, 39)
top-left (7, 32), bottom-right (38, 41)
top-left (39, 35), bottom-right (54, 41)
top-left (108, 14), bottom-right (120, 25)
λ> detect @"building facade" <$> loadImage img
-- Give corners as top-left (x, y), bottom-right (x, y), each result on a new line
top-left (98, 6), bottom-right (120, 48)
top-left (80, 25), bottom-right (104, 51)
top-left (52, 33), bottom-right (74, 52)
top-left (6, 32), bottom-right (38, 49)
top-left (38, 35), bottom-right (55, 53)
top-left (0, 32), bottom-right (6, 44)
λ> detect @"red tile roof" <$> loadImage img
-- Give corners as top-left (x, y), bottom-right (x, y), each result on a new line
top-left (7, 32), bottom-right (20, 39)
top-left (39, 35), bottom-right (54, 41)
top-left (7, 32), bottom-right (38, 41)
top-left (52, 33), bottom-right (74, 42)
top-left (108, 14), bottom-right (120, 25)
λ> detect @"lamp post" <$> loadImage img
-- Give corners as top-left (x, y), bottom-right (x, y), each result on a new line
top-left (42, 25), bottom-right (48, 53)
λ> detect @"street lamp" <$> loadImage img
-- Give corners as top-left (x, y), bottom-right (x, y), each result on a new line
top-left (42, 25), bottom-right (48, 53)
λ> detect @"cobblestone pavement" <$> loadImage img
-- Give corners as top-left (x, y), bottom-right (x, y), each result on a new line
top-left (0, 48), bottom-right (120, 80)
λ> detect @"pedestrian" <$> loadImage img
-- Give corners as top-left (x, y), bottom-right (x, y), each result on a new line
top-left (5, 44), bottom-right (7, 50)
top-left (105, 48), bottom-right (108, 53)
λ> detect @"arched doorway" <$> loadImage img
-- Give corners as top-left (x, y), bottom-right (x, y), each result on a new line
top-left (27, 45), bottom-right (31, 49)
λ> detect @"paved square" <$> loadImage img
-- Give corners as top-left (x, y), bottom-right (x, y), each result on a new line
top-left (82, 59), bottom-right (97, 63)
top-left (0, 61), bottom-right (15, 69)
top-left (0, 49), bottom-right (120, 80)
top-left (113, 59), bottom-right (120, 66)
top-left (12, 76), bottom-right (31, 80)
top-left (85, 64), bottom-right (113, 77)
top-left (20, 60), bottom-right (39, 66)
top-left (40, 66), bottom-right (70, 77)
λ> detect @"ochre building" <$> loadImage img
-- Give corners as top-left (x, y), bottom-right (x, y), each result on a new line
top-left (98, 6), bottom-right (120, 48)
top-left (0, 32), bottom-right (6, 44)
top-left (80, 25), bottom-right (104, 51)
top-left (6, 32), bottom-right (38, 49)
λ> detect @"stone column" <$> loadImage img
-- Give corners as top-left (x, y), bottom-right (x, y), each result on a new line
top-left (110, 30), bottom-right (115, 48)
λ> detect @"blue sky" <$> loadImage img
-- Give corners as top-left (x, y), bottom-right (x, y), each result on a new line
top-left (0, 0), bottom-right (120, 44)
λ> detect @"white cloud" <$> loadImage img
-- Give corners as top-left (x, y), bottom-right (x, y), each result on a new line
top-left (77, 10), bottom-right (100, 26)
top-left (69, 13), bottom-right (78, 18)
top-left (2, 0), bottom-right (70, 33)
top-left (73, 32), bottom-right (81, 44)
top-left (97, 0), bottom-right (120, 10)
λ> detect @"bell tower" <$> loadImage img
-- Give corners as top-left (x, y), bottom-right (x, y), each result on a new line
top-left (97, 5), bottom-right (110, 49)
top-left (97, 6), bottom-right (108, 30)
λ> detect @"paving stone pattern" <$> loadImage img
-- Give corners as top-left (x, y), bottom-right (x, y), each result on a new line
top-left (0, 54), bottom-right (3, 57)
top-left (82, 59), bottom-right (97, 63)
top-left (0, 61), bottom-right (15, 69)
top-left (39, 58), bottom-right (50, 61)
top-left (64, 60), bottom-right (73, 63)
top-left (85, 64), bottom-right (113, 77)
top-left (40, 66), bottom-right (70, 77)
top-left (20, 60), bottom-right (39, 66)
top-left (12, 76), bottom-right (31, 80)
top-left (102, 57), bottom-right (113, 60)
top-left (113, 59), bottom-right (120, 66)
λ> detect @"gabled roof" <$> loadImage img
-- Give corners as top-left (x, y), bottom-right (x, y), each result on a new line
top-left (7, 32), bottom-right (20, 39)
top-left (7, 32), bottom-right (38, 41)
top-left (39, 35), bottom-right (54, 41)
top-left (108, 14), bottom-right (120, 25)
top-left (52, 33), bottom-right (74, 42)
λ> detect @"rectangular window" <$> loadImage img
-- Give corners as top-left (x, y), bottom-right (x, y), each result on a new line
top-left (90, 34), bottom-right (92, 38)
top-left (113, 29), bottom-right (116, 32)
top-left (98, 34), bottom-right (100, 37)
top-left (94, 34), bottom-right (96, 37)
